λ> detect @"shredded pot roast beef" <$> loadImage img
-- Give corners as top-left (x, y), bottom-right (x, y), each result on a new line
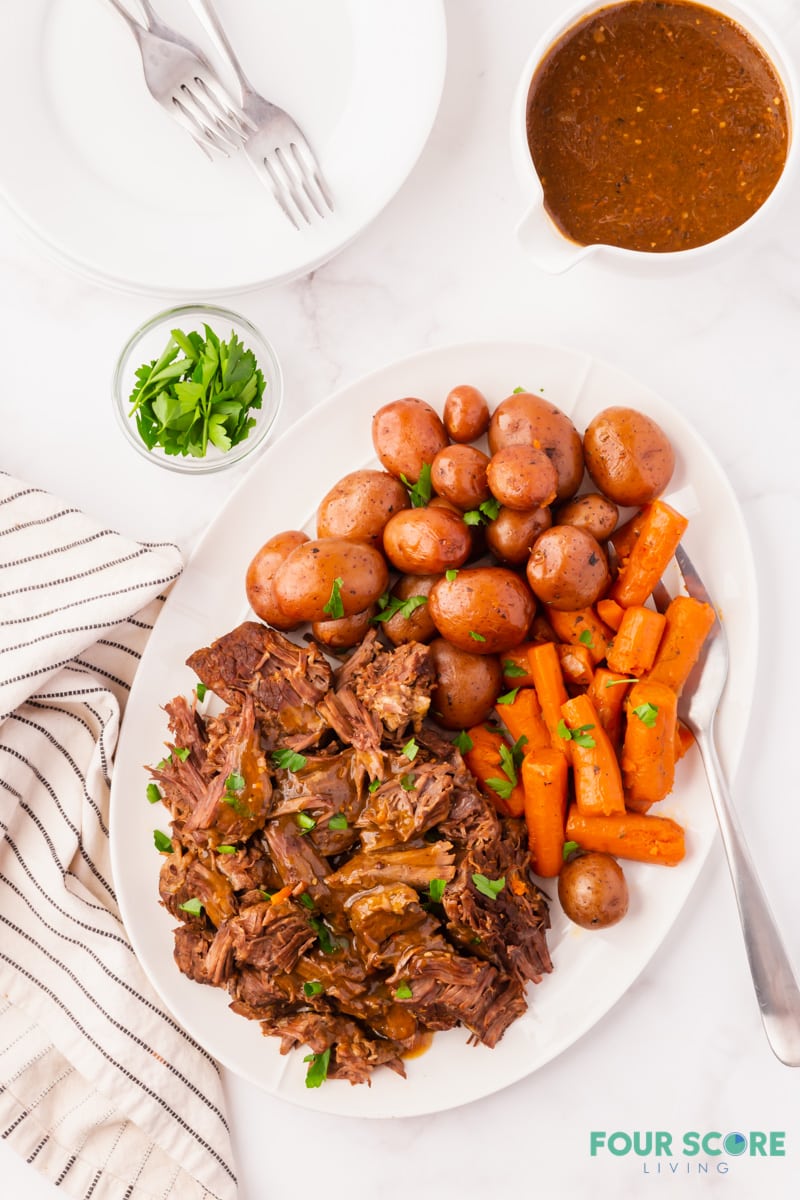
top-left (151, 620), bottom-right (552, 1084)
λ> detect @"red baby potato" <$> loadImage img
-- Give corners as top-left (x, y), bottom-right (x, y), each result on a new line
top-left (526, 526), bottom-right (610, 611)
top-left (486, 444), bottom-right (559, 510)
top-left (316, 469), bottom-right (409, 549)
top-left (272, 537), bottom-right (389, 624)
top-left (443, 384), bottom-right (490, 443)
top-left (429, 638), bottom-right (504, 729)
top-left (382, 506), bottom-right (472, 575)
top-left (372, 397), bottom-right (449, 483)
top-left (583, 406), bottom-right (675, 507)
top-left (485, 505), bottom-right (552, 564)
top-left (429, 567), bottom-right (536, 654)
top-left (245, 529), bottom-right (309, 630)
top-left (430, 444), bottom-right (491, 510)
top-left (553, 492), bottom-right (618, 542)
top-left (380, 574), bottom-right (440, 646)
top-left (312, 606), bottom-right (376, 650)
top-left (488, 392), bottom-right (584, 500)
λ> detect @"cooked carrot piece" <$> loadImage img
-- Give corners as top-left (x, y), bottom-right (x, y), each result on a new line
top-left (587, 667), bottom-right (632, 749)
top-left (496, 685), bottom-right (550, 752)
top-left (645, 595), bottom-right (716, 692)
top-left (609, 506), bottom-right (649, 564)
top-left (620, 680), bottom-right (678, 809)
top-left (545, 605), bottom-right (613, 665)
top-left (560, 693), bottom-right (626, 816)
top-left (500, 642), bottom-right (536, 687)
top-left (606, 604), bottom-right (667, 676)
top-left (522, 749), bottom-right (569, 878)
top-left (527, 641), bottom-right (569, 756)
top-left (556, 642), bottom-right (595, 689)
top-left (463, 724), bottom-right (525, 818)
top-left (609, 500), bottom-right (689, 608)
top-left (596, 597), bottom-right (626, 631)
top-left (675, 720), bottom-right (695, 760)
top-left (565, 806), bottom-right (685, 866)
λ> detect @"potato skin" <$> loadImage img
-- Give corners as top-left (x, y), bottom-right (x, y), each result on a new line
top-left (488, 392), bottom-right (584, 500)
top-left (485, 505), bottom-right (552, 565)
top-left (381, 574), bottom-right (439, 646)
top-left (311, 606), bottom-right (376, 650)
top-left (316, 470), bottom-right (409, 549)
top-left (583, 406), bottom-right (675, 507)
top-left (554, 492), bottom-right (619, 542)
top-left (443, 385), bottom-right (490, 443)
top-left (526, 525), bottom-right (610, 610)
top-left (429, 638), bottom-right (503, 729)
top-left (245, 530), bottom-right (309, 630)
top-left (429, 567), bottom-right (536, 654)
top-left (272, 537), bottom-right (389, 623)
top-left (558, 851), bottom-right (629, 928)
top-left (487, 444), bottom-right (559, 511)
top-left (431, 444), bottom-right (491, 510)
top-left (372, 398), bottom-right (449, 483)
top-left (382, 506), bottom-right (472, 575)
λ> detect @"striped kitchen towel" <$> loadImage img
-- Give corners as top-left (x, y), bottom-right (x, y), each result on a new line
top-left (0, 475), bottom-right (237, 1200)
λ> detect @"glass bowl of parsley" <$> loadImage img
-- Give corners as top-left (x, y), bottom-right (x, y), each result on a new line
top-left (113, 304), bottom-right (283, 473)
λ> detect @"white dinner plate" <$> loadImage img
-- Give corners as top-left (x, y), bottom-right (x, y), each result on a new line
top-left (110, 341), bottom-right (757, 1117)
top-left (0, 0), bottom-right (446, 295)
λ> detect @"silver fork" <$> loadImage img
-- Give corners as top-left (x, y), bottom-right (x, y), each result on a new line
top-left (104, 0), bottom-right (247, 158)
top-left (189, 0), bottom-right (333, 227)
top-left (664, 544), bottom-right (800, 1065)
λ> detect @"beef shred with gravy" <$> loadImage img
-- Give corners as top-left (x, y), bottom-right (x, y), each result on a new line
top-left (150, 620), bottom-right (552, 1085)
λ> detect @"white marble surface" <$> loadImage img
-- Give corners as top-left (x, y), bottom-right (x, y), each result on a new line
top-left (2, 0), bottom-right (800, 1196)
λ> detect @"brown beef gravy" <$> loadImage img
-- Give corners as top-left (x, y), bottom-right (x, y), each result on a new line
top-left (526, 0), bottom-right (790, 252)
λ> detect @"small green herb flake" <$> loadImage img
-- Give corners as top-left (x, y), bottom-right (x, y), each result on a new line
top-left (578, 629), bottom-right (594, 648)
top-left (472, 873), bottom-right (506, 901)
top-left (368, 778), bottom-right (381, 793)
top-left (512, 385), bottom-right (528, 394)
top-left (146, 783), bottom-right (162, 805)
top-left (401, 463), bottom-right (433, 508)
top-left (173, 746), bottom-right (190, 762)
top-left (296, 812), bottom-right (316, 833)
top-left (322, 576), bottom-right (345, 620)
top-left (395, 983), bottom-right (413, 1000)
top-left (225, 772), bottom-right (245, 792)
top-left (195, 682), bottom-right (207, 702)
top-left (487, 776), bottom-right (514, 801)
top-left (562, 840), bottom-right (581, 861)
top-left (633, 701), bottom-right (659, 728)
top-left (308, 916), bottom-right (338, 955)
top-left (372, 594), bottom-right (427, 623)
top-left (604, 676), bottom-right (638, 687)
top-left (428, 878), bottom-right (447, 903)
top-left (503, 660), bottom-right (527, 678)
top-left (463, 509), bottom-right (483, 527)
top-left (400, 773), bottom-right (416, 791)
top-left (402, 737), bottom-right (419, 761)
top-left (303, 980), bottom-right (324, 998)
top-left (178, 897), bottom-right (204, 916)
top-left (496, 688), bottom-right (520, 706)
top-left (445, 569), bottom-right (459, 582)
top-left (216, 844), bottom-right (237, 855)
top-left (299, 892), bottom-right (315, 910)
top-left (469, 630), bottom-right (486, 642)
top-left (558, 720), bottom-right (596, 748)
top-left (153, 829), bottom-right (173, 853)
top-left (327, 813), bottom-right (348, 830)
top-left (453, 729), bottom-right (473, 754)
top-left (304, 1047), bottom-right (331, 1088)
top-left (127, 325), bottom-right (265, 460)
top-left (272, 748), bottom-right (308, 772)
top-left (480, 497), bottom-right (501, 521)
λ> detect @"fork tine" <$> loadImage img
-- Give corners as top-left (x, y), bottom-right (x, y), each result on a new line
top-left (274, 146), bottom-right (316, 225)
top-left (257, 155), bottom-right (302, 230)
top-left (289, 136), bottom-right (333, 215)
top-left (179, 82), bottom-right (244, 147)
top-left (171, 95), bottom-right (231, 156)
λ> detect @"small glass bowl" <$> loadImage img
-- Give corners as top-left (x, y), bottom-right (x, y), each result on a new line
top-left (113, 304), bottom-right (283, 474)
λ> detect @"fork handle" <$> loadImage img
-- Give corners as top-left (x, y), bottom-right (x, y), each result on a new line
top-left (187, 0), bottom-right (254, 100)
top-left (697, 724), bottom-right (800, 1065)
top-left (104, 0), bottom-right (146, 36)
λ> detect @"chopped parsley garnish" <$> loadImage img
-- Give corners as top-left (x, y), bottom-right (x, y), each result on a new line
top-left (395, 983), bottom-right (413, 1000)
top-left (632, 701), bottom-right (659, 728)
top-left (472, 873), bottom-right (506, 901)
top-left (146, 783), bottom-right (162, 805)
top-left (296, 812), bottom-right (316, 833)
top-left (428, 878), bottom-right (447, 903)
top-left (303, 980), bottom-right (324, 998)
top-left (604, 676), bottom-right (638, 687)
top-left (578, 629), bottom-right (594, 648)
top-left (322, 576), bottom-right (345, 620)
top-left (372, 593), bottom-right (427, 624)
top-left (153, 830), bottom-right (172, 853)
top-left (327, 813), bottom-right (348, 830)
top-left (486, 775), bottom-right (514, 801)
top-left (401, 463), bottom-right (433, 508)
top-left (304, 1047), bottom-right (331, 1088)
top-left (486, 736), bottom-right (526, 801)
top-left (512, 385), bottom-right (527, 394)
top-left (308, 916), bottom-right (340, 955)
top-left (463, 498), bottom-right (501, 526)
top-left (299, 892), bottom-right (315, 910)
top-left (400, 773), bottom-right (416, 791)
top-left (558, 719), bottom-right (596, 748)
top-left (469, 630), bottom-right (486, 642)
top-left (445, 569), bottom-right (459, 582)
top-left (496, 688), bottom-right (520, 706)
top-left (272, 748), bottom-right (308, 772)
top-left (222, 793), bottom-right (248, 815)
top-left (195, 682), bottom-right (207, 702)
top-left (562, 840), bottom-right (581, 861)
top-left (216, 844), bottom-right (237, 855)
top-left (402, 737), bottom-right (419, 761)
top-left (173, 746), bottom-right (190, 762)
top-left (368, 778), bottom-right (381, 793)
top-left (178, 897), bottom-right (204, 916)
top-left (225, 772), bottom-right (245, 792)
top-left (502, 660), bottom-right (528, 678)
top-left (453, 729), bottom-right (473, 754)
